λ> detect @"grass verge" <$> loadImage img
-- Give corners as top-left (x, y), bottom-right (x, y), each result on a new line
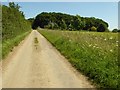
top-left (38, 29), bottom-right (119, 89)
top-left (2, 31), bottom-right (31, 60)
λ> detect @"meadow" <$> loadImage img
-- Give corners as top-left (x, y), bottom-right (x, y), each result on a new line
top-left (38, 29), bottom-right (119, 88)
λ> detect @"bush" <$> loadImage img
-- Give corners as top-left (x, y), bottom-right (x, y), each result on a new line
top-left (97, 23), bottom-right (107, 32)
top-left (90, 26), bottom-right (97, 31)
top-left (112, 29), bottom-right (120, 33)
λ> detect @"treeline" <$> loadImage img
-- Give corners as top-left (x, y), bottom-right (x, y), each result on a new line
top-left (31, 12), bottom-right (109, 32)
top-left (2, 2), bottom-right (31, 41)
top-left (112, 28), bottom-right (120, 33)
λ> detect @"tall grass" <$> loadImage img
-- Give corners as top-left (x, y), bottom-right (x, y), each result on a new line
top-left (2, 31), bottom-right (31, 59)
top-left (38, 29), bottom-right (119, 88)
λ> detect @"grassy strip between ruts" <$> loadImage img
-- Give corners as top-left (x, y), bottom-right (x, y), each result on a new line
top-left (2, 31), bottom-right (31, 60)
top-left (38, 29), bottom-right (119, 89)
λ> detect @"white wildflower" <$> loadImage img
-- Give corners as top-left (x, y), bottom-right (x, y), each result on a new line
top-left (89, 44), bottom-right (92, 47)
top-left (116, 41), bottom-right (119, 43)
top-left (104, 38), bottom-right (107, 41)
top-left (109, 37), bottom-right (113, 40)
top-left (69, 39), bottom-right (71, 42)
top-left (95, 44), bottom-right (97, 46)
top-left (110, 49), bottom-right (113, 52)
top-left (95, 37), bottom-right (97, 39)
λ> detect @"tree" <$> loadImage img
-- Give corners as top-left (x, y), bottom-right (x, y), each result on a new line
top-left (32, 12), bottom-right (109, 31)
top-left (118, 29), bottom-right (120, 32)
top-left (61, 19), bottom-right (67, 30)
top-left (53, 23), bottom-right (59, 29)
top-left (28, 18), bottom-right (35, 26)
top-left (97, 23), bottom-right (107, 32)
top-left (74, 15), bottom-right (83, 30)
top-left (68, 23), bottom-right (73, 31)
top-left (32, 19), bottom-right (38, 29)
top-left (9, 2), bottom-right (20, 10)
top-left (112, 29), bottom-right (119, 33)
top-left (2, 2), bottom-right (30, 40)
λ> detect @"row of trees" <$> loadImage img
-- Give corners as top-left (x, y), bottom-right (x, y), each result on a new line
top-left (112, 29), bottom-right (120, 33)
top-left (31, 12), bottom-right (109, 32)
top-left (2, 2), bottom-right (31, 41)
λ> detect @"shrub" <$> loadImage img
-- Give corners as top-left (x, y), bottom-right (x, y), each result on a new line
top-left (97, 23), bottom-right (107, 32)
top-left (112, 29), bottom-right (120, 33)
top-left (90, 26), bottom-right (97, 31)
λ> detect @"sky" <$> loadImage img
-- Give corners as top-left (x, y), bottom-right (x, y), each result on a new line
top-left (2, 2), bottom-right (118, 30)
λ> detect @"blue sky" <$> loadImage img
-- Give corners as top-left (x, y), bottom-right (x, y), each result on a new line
top-left (2, 2), bottom-right (118, 30)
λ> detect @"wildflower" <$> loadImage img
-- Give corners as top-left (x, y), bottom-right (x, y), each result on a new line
top-left (95, 37), bottom-right (97, 39)
top-left (110, 49), bottom-right (113, 52)
top-left (109, 37), bottom-right (113, 40)
top-left (96, 47), bottom-right (99, 49)
top-left (89, 44), bottom-right (92, 47)
top-left (69, 39), bottom-right (71, 42)
top-left (116, 41), bottom-right (119, 43)
top-left (95, 44), bottom-right (97, 46)
top-left (104, 38), bottom-right (107, 41)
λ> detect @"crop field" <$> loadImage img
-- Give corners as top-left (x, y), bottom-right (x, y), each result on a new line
top-left (38, 29), bottom-right (119, 88)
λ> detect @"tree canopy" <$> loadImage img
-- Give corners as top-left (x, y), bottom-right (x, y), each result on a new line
top-left (32, 12), bottom-right (109, 32)
top-left (112, 29), bottom-right (120, 33)
top-left (2, 2), bottom-right (30, 41)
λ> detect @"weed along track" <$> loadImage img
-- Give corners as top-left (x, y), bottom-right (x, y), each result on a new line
top-left (2, 30), bottom-right (94, 88)
top-left (34, 37), bottom-right (39, 50)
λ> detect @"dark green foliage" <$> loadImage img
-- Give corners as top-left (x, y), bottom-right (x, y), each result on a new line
top-left (2, 2), bottom-right (31, 41)
top-left (97, 23), bottom-right (107, 32)
top-left (2, 2), bottom-right (31, 59)
top-left (112, 29), bottom-right (118, 33)
top-left (32, 12), bottom-right (109, 32)
top-left (28, 18), bottom-right (35, 27)
top-left (112, 29), bottom-right (120, 33)
top-left (0, 4), bottom-right (2, 60)
top-left (61, 19), bottom-right (67, 30)
top-left (9, 2), bottom-right (20, 10)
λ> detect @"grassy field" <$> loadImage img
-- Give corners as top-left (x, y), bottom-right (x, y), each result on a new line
top-left (2, 31), bottom-right (31, 59)
top-left (38, 29), bottom-right (119, 88)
